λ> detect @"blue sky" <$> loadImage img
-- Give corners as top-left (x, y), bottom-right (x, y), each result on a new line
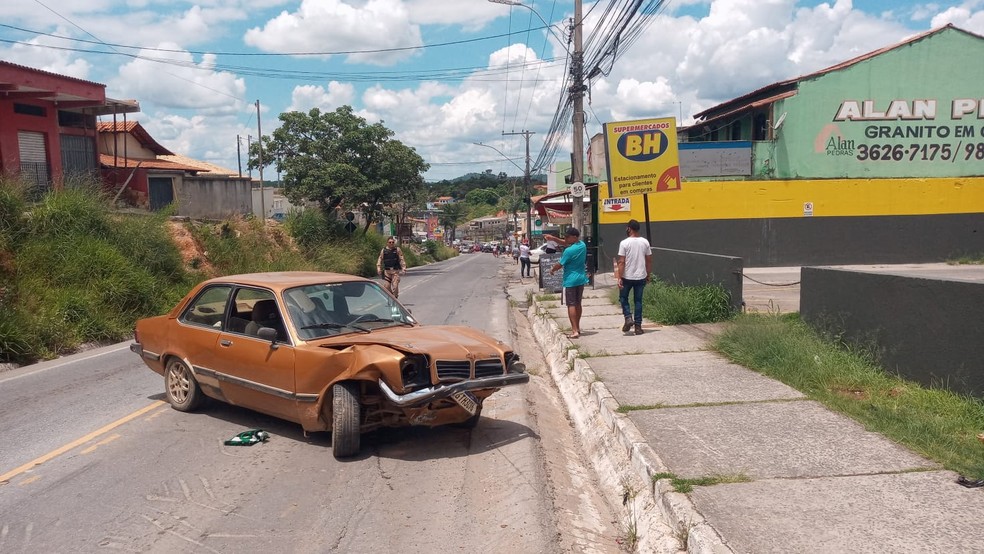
top-left (2, 0), bottom-right (982, 181)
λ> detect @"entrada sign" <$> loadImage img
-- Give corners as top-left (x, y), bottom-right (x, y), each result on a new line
top-left (603, 197), bottom-right (631, 212)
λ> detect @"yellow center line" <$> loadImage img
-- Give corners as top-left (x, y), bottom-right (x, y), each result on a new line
top-left (0, 401), bottom-right (167, 484)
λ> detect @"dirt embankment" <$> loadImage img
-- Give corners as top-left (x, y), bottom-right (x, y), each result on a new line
top-left (164, 217), bottom-right (299, 277)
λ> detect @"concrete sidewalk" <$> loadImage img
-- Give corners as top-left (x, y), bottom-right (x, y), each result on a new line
top-left (509, 269), bottom-right (984, 553)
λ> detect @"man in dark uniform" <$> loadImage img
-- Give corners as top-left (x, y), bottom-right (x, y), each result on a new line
top-left (376, 236), bottom-right (407, 297)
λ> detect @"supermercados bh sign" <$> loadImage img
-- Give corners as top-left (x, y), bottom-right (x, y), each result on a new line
top-left (815, 98), bottom-right (984, 174)
top-left (603, 117), bottom-right (682, 197)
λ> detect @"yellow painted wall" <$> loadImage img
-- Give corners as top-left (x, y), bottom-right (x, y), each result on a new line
top-left (598, 177), bottom-right (984, 223)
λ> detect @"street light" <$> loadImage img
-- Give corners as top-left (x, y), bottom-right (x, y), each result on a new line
top-left (490, 0), bottom-right (584, 234)
top-left (472, 142), bottom-right (525, 173)
top-left (473, 141), bottom-right (532, 240)
top-left (488, 0), bottom-right (567, 47)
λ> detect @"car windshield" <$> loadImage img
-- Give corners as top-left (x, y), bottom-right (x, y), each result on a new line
top-left (283, 281), bottom-right (416, 340)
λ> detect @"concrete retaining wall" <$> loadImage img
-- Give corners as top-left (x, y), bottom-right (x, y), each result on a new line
top-left (177, 176), bottom-right (252, 219)
top-left (801, 267), bottom-right (984, 398)
top-left (652, 248), bottom-right (744, 312)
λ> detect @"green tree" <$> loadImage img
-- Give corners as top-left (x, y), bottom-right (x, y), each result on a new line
top-left (465, 188), bottom-right (501, 206)
top-left (254, 106), bottom-right (428, 230)
top-left (438, 202), bottom-right (467, 243)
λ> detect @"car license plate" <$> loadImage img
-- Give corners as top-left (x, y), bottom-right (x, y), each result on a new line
top-left (451, 391), bottom-right (479, 415)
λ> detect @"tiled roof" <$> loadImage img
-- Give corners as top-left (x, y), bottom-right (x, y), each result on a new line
top-left (99, 154), bottom-right (202, 172)
top-left (158, 154), bottom-right (240, 176)
top-left (96, 121), bottom-right (173, 155)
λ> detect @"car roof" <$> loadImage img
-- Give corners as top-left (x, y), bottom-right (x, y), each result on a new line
top-left (202, 271), bottom-right (371, 292)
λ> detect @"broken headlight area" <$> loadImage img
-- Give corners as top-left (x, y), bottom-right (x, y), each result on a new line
top-left (400, 354), bottom-right (431, 390)
top-left (505, 351), bottom-right (526, 374)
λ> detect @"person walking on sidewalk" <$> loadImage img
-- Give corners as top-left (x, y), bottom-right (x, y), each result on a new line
top-left (549, 227), bottom-right (589, 338)
top-left (376, 236), bottom-right (407, 298)
top-left (616, 219), bottom-right (652, 335)
top-left (519, 240), bottom-right (531, 277)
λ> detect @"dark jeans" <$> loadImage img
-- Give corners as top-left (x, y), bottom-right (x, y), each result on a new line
top-left (520, 257), bottom-right (531, 276)
top-left (619, 278), bottom-right (646, 324)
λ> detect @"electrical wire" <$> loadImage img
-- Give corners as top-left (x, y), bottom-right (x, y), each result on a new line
top-left (0, 38), bottom-right (567, 83)
top-left (529, 0), bottom-right (672, 171)
top-left (0, 22), bottom-right (559, 58)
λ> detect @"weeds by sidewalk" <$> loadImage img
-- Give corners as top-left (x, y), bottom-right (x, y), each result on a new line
top-left (714, 313), bottom-right (984, 480)
top-left (608, 276), bottom-right (984, 481)
top-left (608, 278), bottom-right (734, 325)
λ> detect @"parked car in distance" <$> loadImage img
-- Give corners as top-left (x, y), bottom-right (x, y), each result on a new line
top-left (528, 245), bottom-right (546, 264)
top-left (458, 244), bottom-right (471, 253)
top-left (130, 272), bottom-right (529, 458)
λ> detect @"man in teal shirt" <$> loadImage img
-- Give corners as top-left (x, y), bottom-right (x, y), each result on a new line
top-left (549, 227), bottom-right (589, 338)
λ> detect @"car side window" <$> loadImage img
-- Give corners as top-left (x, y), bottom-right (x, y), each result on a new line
top-left (228, 287), bottom-right (277, 336)
top-left (180, 285), bottom-right (232, 329)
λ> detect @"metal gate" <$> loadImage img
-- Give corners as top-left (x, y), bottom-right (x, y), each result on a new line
top-left (60, 134), bottom-right (97, 184)
top-left (148, 177), bottom-right (174, 211)
top-left (18, 131), bottom-right (50, 200)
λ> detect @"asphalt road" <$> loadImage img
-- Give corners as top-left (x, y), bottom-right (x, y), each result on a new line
top-left (0, 253), bottom-right (620, 553)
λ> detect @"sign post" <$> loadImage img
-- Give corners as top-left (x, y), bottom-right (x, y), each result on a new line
top-left (603, 117), bottom-right (682, 241)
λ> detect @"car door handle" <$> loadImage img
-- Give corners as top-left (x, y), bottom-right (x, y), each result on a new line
top-left (220, 339), bottom-right (232, 347)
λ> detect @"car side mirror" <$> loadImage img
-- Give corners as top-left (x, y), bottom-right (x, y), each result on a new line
top-left (257, 327), bottom-right (280, 348)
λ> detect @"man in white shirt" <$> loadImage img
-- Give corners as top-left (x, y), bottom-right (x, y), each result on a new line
top-left (616, 219), bottom-right (652, 335)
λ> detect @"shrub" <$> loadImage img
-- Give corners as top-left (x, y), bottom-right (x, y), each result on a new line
top-left (27, 185), bottom-right (112, 240)
top-left (642, 279), bottom-right (735, 325)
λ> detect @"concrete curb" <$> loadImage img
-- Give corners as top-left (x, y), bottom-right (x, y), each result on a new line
top-left (526, 295), bottom-right (733, 553)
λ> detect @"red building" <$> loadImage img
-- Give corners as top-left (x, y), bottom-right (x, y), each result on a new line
top-left (0, 60), bottom-right (138, 197)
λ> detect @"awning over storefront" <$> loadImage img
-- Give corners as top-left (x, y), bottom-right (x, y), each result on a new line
top-left (532, 184), bottom-right (596, 224)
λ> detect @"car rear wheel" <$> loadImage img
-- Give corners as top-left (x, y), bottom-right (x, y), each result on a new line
top-left (165, 357), bottom-right (204, 412)
top-left (331, 382), bottom-right (361, 458)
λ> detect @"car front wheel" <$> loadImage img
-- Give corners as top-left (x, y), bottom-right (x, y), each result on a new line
top-left (165, 357), bottom-right (204, 412)
top-left (331, 382), bottom-right (361, 458)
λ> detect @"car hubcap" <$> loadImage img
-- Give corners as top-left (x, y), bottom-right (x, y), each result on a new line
top-left (168, 364), bottom-right (189, 402)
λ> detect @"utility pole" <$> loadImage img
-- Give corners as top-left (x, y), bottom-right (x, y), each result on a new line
top-left (502, 130), bottom-right (535, 240)
top-left (246, 135), bottom-right (253, 179)
top-left (256, 100), bottom-right (265, 224)
top-left (236, 135), bottom-right (243, 178)
top-left (570, 0), bottom-right (585, 233)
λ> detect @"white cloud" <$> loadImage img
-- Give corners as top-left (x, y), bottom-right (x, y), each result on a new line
top-left (5, 0), bottom-right (984, 182)
top-left (243, 0), bottom-right (423, 65)
top-left (287, 82), bottom-right (357, 113)
top-left (110, 45), bottom-right (248, 112)
top-left (931, 1), bottom-right (984, 34)
top-left (0, 32), bottom-right (93, 80)
top-left (406, 0), bottom-right (505, 30)
top-left (611, 78), bottom-right (677, 121)
top-left (583, 0), bottom-right (922, 131)
top-left (137, 110), bottom-right (254, 174)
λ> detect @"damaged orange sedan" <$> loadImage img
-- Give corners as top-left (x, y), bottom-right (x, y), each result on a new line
top-left (130, 271), bottom-right (528, 458)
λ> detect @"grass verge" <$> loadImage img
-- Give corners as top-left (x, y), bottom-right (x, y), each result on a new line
top-left (947, 253), bottom-right (984, 265)
top-left (610, 278), bottom-right (735, 325)
top-left (714, 312), bottom-right (984, 480)
top-left (0, 179), bottom-right (457, 365)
